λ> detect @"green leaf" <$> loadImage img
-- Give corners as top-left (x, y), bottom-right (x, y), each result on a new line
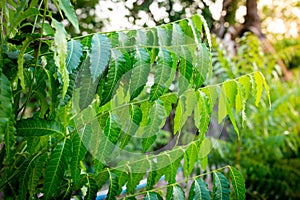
top-left (28, 153), bottom-right (47, 197)
top-left (218, 85), bottom-right (227, 124)
top-left (254, 71), bottom-right (271, 107)
top-left (178, 45), bottom-right (193, 94)
top-left (61, 181), bottom-right (73, 200)
top-left (201, 86), bottom-right (218, 113)
top-left (44, 59), bottom-right (60, 118)
top-left (217, 81), bottom-right (238, 133)
top-left (157, 26), bottom-right (171, 46)
top-left (94, 166), bottom-right (109, 188)
top-left (142, 135), bottom-right (157, 152)
top-left (171, 23), bottom-right (193, 93)
top-left (238, 75), bottom-right (251, 101)
top-left (191, 14), bottom-right (211, 48)
top-left (119, 105), bottom-right (142, 148)
top-left (129, 47), bottom-right (150, 100)
top-left (149, 48), bottom-right (174, 101)
top-left (58, 0), bottom-right (79, 33)
top-left (223, 81), bottom-right (239, 136)
top-left (135, 29), bottom-right (148, 46)
top-left (126, 156), bottom-right (151, 194)
top-left (188, 18), bottom-right (202, 45)
top-left (198, 138), bottom-right (212, 169)
top-left (144, 192), bottom-right (163, 200)
top-left (229, 166), bottom-right (246, 200)
top-left (0, 73), bottom-right (13, 133)
top-left (35, 88), bottom-right (49, 118)
top-left (16, 118), bottom-right (65, 136)
top-left (213, 172), bottom-right (230, 200)
top-left (9, 7), bottom-right (39, 34)
top-left (18, 154), bottom-right (47, 199)
top-left (107, 170), bottom-right (119, 200)
top-left (170, 185), bottom-right (185, 200)
top-left (66, 39), bottom-right (83, 73)
top-left (90, 33), bottom-right (111, 82)
top-left (145, 159), bottom-right (157, 190)
top-left (100, 48), bottom-right (127, 105)
top-left (129, 104), bottom-right (143, 131)
top-left (126, 170), bottom-right (145, 194)
top-left (95, 113), bottom-right (122, 162)
top-left (61, 67), bottom-right (79, 106)
top-left (77, 57), bottom-right (99, 110)
top-left (107, 32), bottom-right (119, 48)
top-left (75, 109), bottom-right (101, 162)
top-left (28, 0), bottom-right (39, 10)
top-left (118, 31), bottom-right (131, 48)
top-left (71, 133), bottom-right (87, 187)
top-left (235, 82), bottom-right (244, 114)
top-left (193, 44), bottom-right (210, 88)
top-left (17, 37), bottom-right (32, 91)
top-left (183, 142), bottom-right (199, 177)
top-left (235, 83), bottom-right (245, 126)
top-left (237, 75), bottom-right (251, 124)
top-left (147, 168), bottom-right (164, 192)
top-left (174, 100), bottom-right (183, 134)
top-left (158, 150), bottom-right (182, 184)
top-left (4, 118), bottom-right (16, 164)
top-left (26, 136), bottom-right (48, 155)
top-left (114, 169), bottom-right (128, 195)
top-left (43, 138), bottom-right (71, 200)
top-left (188, 178), bottom-right (211, 200)
top-left (104, 114), bottom-right (122, 145)
top-left (174, 89), bottom-right (197, 134)
top-left (85, 175), bottom-right (98, 200)
top-left (254, 71), bottom-right (263, 107)
top-left (199, 156), bottom-right (208, 171)
top-left (159, 93), bottom-right (178, 116)
top-left (172, 23), bottom-right (184, 46)
top-left (81, 35), bottom-right (93, 49)
top-left (194, 91), bottom-right (211, 137)
top-left (142, 100), bottom-right (166, 151)
top-left (190, 15), bottom-right (203, 44)
top-left (147, 29), bottom-right (159, 63)
top-left (178, 19), bottom-right (194, 44)
top-left (52, 19), bottom-right (69, 99)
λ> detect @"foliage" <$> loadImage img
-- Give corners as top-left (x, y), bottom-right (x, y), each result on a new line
top-left (0, 1), bottom-right (270, 199)
top-left (209, 33), bottom-right (300, 199)
top-left (274, 38), bottom-right (300, 69)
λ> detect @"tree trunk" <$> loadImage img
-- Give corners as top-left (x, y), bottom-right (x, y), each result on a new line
top-left (243, 0), bottom-right (264, 38)
top-left (243, 0), bottom-right (292, 80)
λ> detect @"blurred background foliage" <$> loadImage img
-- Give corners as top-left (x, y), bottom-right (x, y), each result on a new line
top-left (65, 0), bottom-right (300, 199)
top-left (209, 33), bottom-right (300, 200)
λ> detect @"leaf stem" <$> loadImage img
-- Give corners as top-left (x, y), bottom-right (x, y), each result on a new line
top-left (124, 165), bottom-right (231, 198)
top-left (20, 0), bottom-right (48, 119)
top-left (32, 0), bottom-right (44, 33)
top-left (73, 72), bottom-right (256, 123)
